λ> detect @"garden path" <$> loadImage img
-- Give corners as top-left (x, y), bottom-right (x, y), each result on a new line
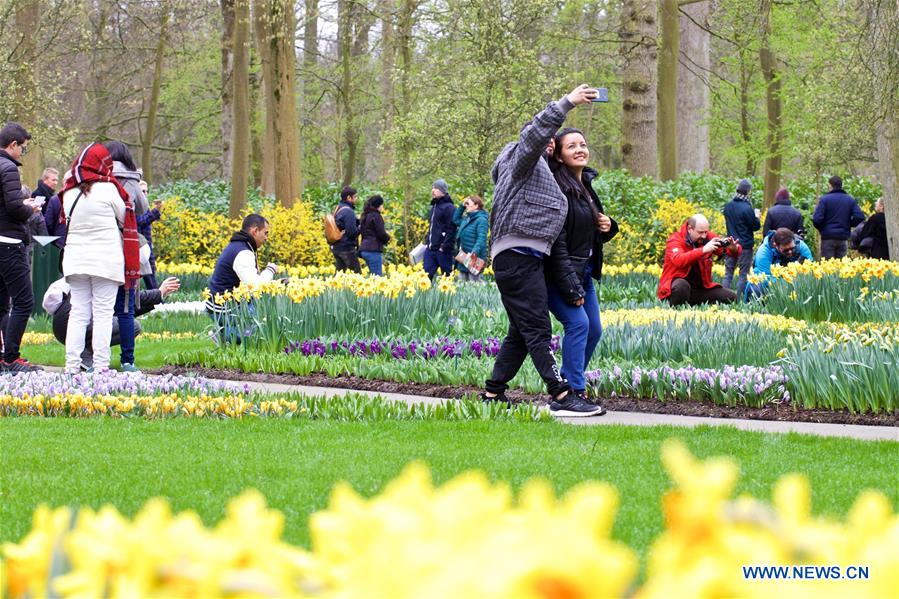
top-left (230, 379), bottom-right (898, 442)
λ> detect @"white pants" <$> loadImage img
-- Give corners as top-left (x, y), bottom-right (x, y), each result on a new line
top-left (65, 274), bottom-right (120, 373)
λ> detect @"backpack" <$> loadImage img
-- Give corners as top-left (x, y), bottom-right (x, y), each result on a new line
top-left (323, 205), bottom-right (351, 244)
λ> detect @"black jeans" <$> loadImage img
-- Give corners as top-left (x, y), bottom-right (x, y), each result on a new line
top-left (0, 242), bottom-right (34, 362)
top-left (333, 249), bottom-right (361, 273)
top-left (486, 251), bottom-right (569, 398)
top-left (667, 278), bottom-right (737, 307)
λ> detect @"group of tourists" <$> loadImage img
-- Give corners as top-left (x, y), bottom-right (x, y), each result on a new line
top-left (656, 173), bottom-right (888, 307)
top-left (322, 180), bottom-right (491, 282)
top-left (0, 122), bottom-right (174, 375)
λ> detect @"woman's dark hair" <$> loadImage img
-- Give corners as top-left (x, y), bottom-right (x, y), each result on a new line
top-left (465, 195), bottom-right (485, 210)
top-left (363, 194), bottom-right (384, 213)
top-left (103, 140), bottom-right (138, 171)
top-left (551, 128), bottom-right (589, 200)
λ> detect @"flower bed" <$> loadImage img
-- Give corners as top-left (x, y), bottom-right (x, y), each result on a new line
top-left (3, 442), bottom-right (895, 598)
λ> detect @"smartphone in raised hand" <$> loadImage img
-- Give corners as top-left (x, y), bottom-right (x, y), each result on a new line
top-left (592, 88), bottom-right (609, 103)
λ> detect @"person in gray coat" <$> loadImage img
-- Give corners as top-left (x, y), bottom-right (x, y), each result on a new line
top-left (481, 84), bottom-right (602, 418)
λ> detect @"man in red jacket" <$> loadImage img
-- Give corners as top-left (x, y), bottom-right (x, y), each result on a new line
top-left (657, 214), bottom-right (741, 306)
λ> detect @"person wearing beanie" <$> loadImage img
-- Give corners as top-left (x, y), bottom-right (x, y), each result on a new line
top-left (423, 179), bottom-right (456, 279)
top-left (763, 186), bottom-right (804, 236)
top-left (722, 178), bottom-right (760, 298)
top-left (813, 175), bottom-right (866, 259)
top-left (359, 195), bottom-right (390, 276)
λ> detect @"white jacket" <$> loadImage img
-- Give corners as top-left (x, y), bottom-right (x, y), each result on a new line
top-left (61, 182), bottom-right (126, 284)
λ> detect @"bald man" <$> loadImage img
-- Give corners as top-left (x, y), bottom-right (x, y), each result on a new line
top-left (657, 214), bottom-right (741, 306)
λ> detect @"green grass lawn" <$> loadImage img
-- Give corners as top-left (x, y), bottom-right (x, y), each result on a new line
top-left (2, 418), bottom-right (896, 573)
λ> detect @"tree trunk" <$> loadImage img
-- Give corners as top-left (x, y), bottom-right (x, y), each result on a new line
top-left (657, 0), bottom-right (678, 180)
top-left (253, 2), bottom-right (276, 195)
top-left (759, 0), bottom-right (782, 208)
top-left (338, 0), bottom-right (355, 187)
top-left (302, 0), bottom-right (321, 185)
top-left (230, 0), bottom-right (251, 218)
top-left (142, 9), bottom-right (169, 185)
top-left (378, 0), bottom-right (396, 178)
top-left (877, 118), bottom-right (899, 261)
top-left (620, 0), bottom-right (658, 178)
top-left (249, 70), bottom-right (266, 188)
top-left (397, 0), bottom-right (416, 249)
top-left (255, 0), bottom-right (301, 207)
top-left (220, 0), bottom-right (236, 179)
top-left (13, 0), bottom-right (42, 186)
top-left (738, 44), bottom-right (756, 176)
top-left (676, 0), bottom-right (710, 173)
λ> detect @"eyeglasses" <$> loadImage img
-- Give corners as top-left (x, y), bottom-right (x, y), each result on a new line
top-left (778, 245), bottom-right (796, 254)
top-left (19, 143), bottom-right (29, 156)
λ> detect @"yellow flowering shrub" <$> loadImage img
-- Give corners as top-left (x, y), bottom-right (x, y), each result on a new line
top-left (606, 197), bottom-right (727, 266)
top-left (153, 198), bottom-right (334, 269)
top-left (4, 443), bottom-right (896, 598)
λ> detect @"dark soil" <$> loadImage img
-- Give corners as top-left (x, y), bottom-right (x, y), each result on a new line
top-left (154, 365), bottom-right (899, 428)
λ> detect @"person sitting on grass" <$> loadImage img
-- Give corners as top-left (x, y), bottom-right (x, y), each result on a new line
top-left (744, 227), bottom-right (813, 301)
top-left (206, 214), bottom-right (280, 343)
top-left (657, 214), bottom-right (741, 307)
top-left (44, 276), bottom-right (180, 372)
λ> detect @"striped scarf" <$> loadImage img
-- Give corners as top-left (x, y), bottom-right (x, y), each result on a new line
top-left (60, 143), bottom-right (141, 290)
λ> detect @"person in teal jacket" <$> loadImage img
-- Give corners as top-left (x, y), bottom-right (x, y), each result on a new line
top-left (452, 195), bottom-right (489, 282)
top-left (745, 227), bottom-right (813, 301)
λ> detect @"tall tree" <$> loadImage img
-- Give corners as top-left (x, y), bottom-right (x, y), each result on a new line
top-left (220, 0), bottom-right (235, 178)
top-left (230, 0), bottom-right (251, 217)
top-left (301, 0), bottom-right (322, 184)
top-left (252, 2), bottom-right (275, 194)
top-left (255, 0), bottom-right (301, 206)
top-left (142, 8), bottom-right (169, 184)
top-left (620, 0), bottom-right (658, 177)
top-left (12, 0), bottom-right (42, 186)
top-left (657, 0), bottom-right (678, 180)
top-left (758, 0), bottom-right (782, 207)
top-left (378, 0), bottom-right (397, 177)
top-left (676, 0), bottom-right (710, 173)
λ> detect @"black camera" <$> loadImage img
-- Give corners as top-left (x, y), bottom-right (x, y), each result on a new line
top-left (716, 237), bottom-right (733, 248)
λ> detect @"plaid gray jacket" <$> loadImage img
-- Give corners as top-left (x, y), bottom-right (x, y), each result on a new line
top-left (489, 97), bottom-right (574, 260)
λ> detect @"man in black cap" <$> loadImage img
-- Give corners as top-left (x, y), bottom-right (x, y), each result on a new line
top-left (722, 178), bottom-right (760, 298)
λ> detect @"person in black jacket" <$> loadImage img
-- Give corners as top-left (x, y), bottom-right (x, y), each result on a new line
top-left (858, 198), bottom-right (890, 260)
top-left (0, 122), bottom-right (42, 373)
top-left (44, 276), bottom-right (180, 371)
top-left (423, 179), bottom-right (456, 279)
top-left (330, 186), bottom-right (361, 273)
top-left (545, 128), bottom-right (618, 415)
top-left (722, 179), bottom-right (760, 298)
top-left (813, 175), bottom-right (866, 259)
top-left (359, 195), bottom-right (390, 276)
top-left (763, 186), bottom-right (804, 236)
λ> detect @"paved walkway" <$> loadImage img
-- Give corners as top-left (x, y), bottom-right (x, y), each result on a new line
top-left (36, 367), bottom-right (898, 442)
top-left (233, 380), bottom-right (898, 442)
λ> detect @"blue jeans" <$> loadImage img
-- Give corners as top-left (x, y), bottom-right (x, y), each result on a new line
top-left (114, 286), bottom-right (136, 364)
top-left (360, 251), bottom-right (383, 276)
top-left (546, 272), bottom-right (602, 392)
top-left (423, 249), bottom-right (453, 279)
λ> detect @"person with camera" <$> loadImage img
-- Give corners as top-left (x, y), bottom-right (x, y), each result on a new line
top-left (658, 214), bottom-right (740, 307)
top-left (744, 227), bottom-right (813, 300)
top-left (544, 127), bottom-right (618, 415)
top-left (722, 179), bottom-right (760, 298)
top-left (481, 84), bottom-right (603, 418)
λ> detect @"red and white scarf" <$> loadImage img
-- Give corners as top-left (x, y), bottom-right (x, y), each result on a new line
top-left (60, 143), bottom-right (141, 290)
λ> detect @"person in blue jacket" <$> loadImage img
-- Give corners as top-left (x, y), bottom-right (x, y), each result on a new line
top-left (452, 195), bottom-right (489, 282)
top-left (722, 178), bottom-right (760, 298)
top-left (744, 227), bottom-right (813, 301)
top-left (330, 186), bottom-right (361, 273)
top-left (813, 175), bottom-right (865, 259)
top-left (423, 179), bottom-right (456, 279)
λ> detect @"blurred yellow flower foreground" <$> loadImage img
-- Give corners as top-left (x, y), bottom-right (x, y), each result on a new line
top-left (2, 441), bottom-right (896, 598)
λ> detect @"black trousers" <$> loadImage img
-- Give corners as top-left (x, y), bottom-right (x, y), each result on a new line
top-left (333, 249), bottom-right (362, 273)
top-left (667, 278), bottom-right (737, 307)
top-left (0, 243), bottom-right (34, 363)
top-left (486, 250), bottom-right (569, 397)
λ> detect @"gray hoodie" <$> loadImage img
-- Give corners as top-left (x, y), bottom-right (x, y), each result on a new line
top-left (112, 161), bottom-right (148, 216)
top-left (489, 96), bottom-right (574, 259)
